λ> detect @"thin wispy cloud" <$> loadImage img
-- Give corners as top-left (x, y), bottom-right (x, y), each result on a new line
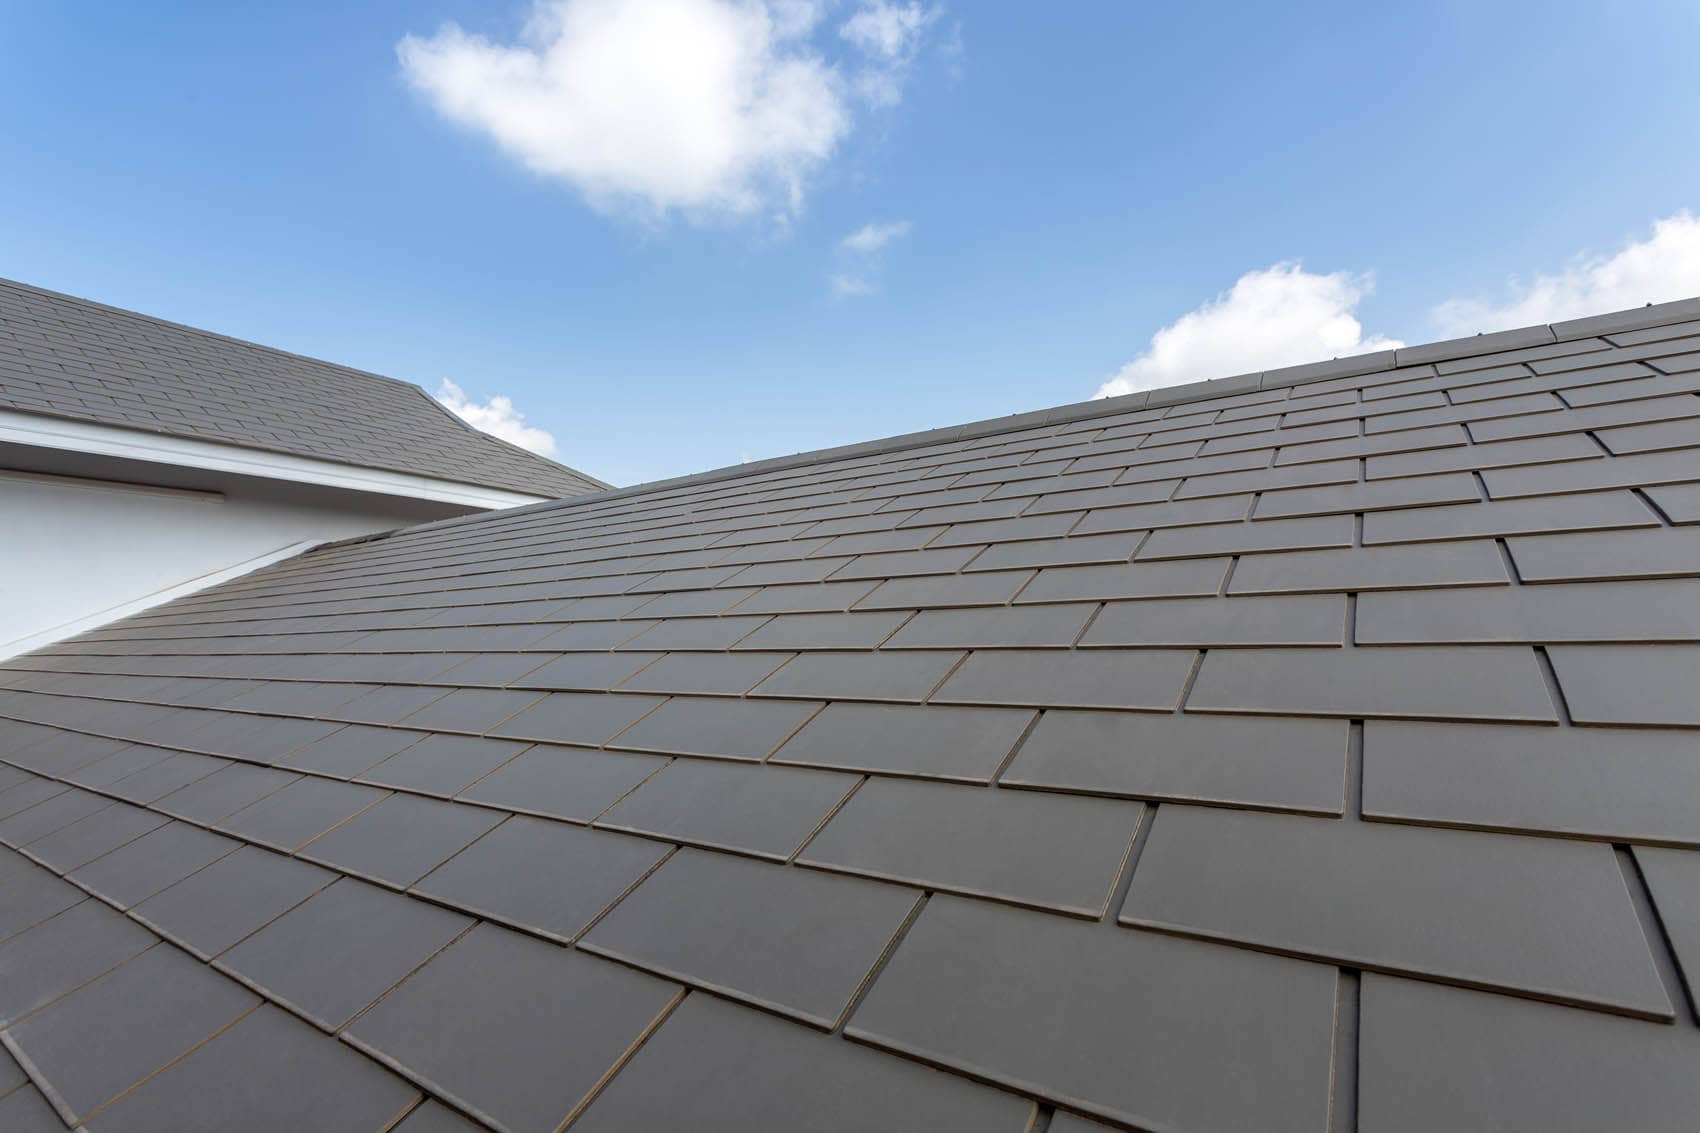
top-left (398, 0), bottom-right (946, 222)
top-left (1096, 263), bottom-right (1401, 397)
top-left (1432, 211), bottom-right (1700, 335)
top-left (434, 380), bottom-right (559, 456)
top-left (832, 218), bottom-right (911, 296)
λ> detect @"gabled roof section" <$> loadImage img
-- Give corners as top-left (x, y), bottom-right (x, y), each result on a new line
top-left (0, 277), bottom-right (608, 499)
top-left (3, 296), bottom-right (1700, 1131)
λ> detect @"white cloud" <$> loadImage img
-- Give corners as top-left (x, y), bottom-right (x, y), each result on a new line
top-left (1432, 211), bottom-right (1700, 336)
top-left (832, 217), bottom-right (909, 296)
top-left (398, 0), bottom-right (940, 220)
top-left (434, 379), bottom-right (559, 456)
top-left (1096, 262), bottom-right (1402, 398)
top-left (839, 1), bottom-right (937, 106)
top-left (841, 219), bottom-right (910, 252)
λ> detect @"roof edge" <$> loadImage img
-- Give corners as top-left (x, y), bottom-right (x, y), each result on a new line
top-left (350, 293), bottom-right (1700, 542)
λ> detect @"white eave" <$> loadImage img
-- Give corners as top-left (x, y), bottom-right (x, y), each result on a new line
top-left (0, 408), bottom-right (552, 510)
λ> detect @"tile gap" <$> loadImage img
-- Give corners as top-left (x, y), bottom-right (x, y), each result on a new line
top-left (833, 891), bottom-right (930, 1034)
top-left (1217, 556), bottom-right (1240, 597)
top-left (1494, 538), bottom-right (1524, 586)
top-left (1580, 429), bottom-right (1614, 457)
top-left (787, 775), bottom-right (867, 864)
top-left (1173, 649), bottom-right (1207, 714)
top-left (1329, 967), bottom-right (1362, 1133)
top-left (1028, 1103), bottom-right (1057, 1133)
top-left (1530, 646), bottom-right (1574, 726)
top-left (1100, 802), bottom-right (1157, 928)
top-left (1068, 602), bottom-right (1109, 650)
top-left (1632, 486), bottom-right (1676, 527)
top-left (1351, 512), bottom-right (1365, 549)
top-left (1470, 470), bottom-right (1491, 502)
top-left (1345, 720), bottom-right (1365, 821)
top-left (560, 986), bottom-right (690, 1131)
top-left (1614, 844), bottom-right (1698, 1026)
top-left (988, 709), bottom-right (1047, 787)
top-left (1343, 594), bottom-right (1358, 648)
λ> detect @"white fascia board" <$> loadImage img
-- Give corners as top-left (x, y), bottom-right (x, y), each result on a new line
top-left (0, 409), bottom-right (550, 510)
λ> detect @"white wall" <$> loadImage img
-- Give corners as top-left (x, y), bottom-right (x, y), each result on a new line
top-left (0, 468), bottom-right (473, 659)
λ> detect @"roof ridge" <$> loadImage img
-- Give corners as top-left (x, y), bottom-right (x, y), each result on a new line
top-left (389, 293), bottom-right (1700, 539)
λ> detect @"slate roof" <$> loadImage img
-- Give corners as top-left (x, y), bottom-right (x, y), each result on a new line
top-left (4, 296), bottom-right (1700, 1132)
top-left (0, 278), bottom-right (607, 499)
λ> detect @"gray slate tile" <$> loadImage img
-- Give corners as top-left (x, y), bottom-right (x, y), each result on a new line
top-left (0, 850), bottom-right (84, 944)
top-left (154, 762), bottom-right (299, 823)
top-left (457, 745), bottom-right (664, 822)
top-left (1081, 593), bottom-right (1345, 647)
top-left (0, 899), bottom-right (155, 1026)
top-left (21, 800), bottom-right (168, 872)
top-left (0, 1083), bottom-right (72, 1132)
top-left (298, 793), bottom-right (505, 887)
top-left (771, 702), bottom-right (1034, 782)
top-left (1003, 710), bottom-right (1347, 814)
top-left (846, 895), bottom-right (1337, 1133)
top-left (608, 695), bottom-right (820, 760)
top-left (216, 776), bottom-right (386, 851)
top-left (882, 603), bottom-right (1097, 649)
top-left (345, 923), bottom-right (677, 1133)
top-left (934, 649), bottom-right (1197, 710)
top-left (1186, 645), bottom-right (1557, 721)
top-left (68, 820), bottom-right (241, 909)
top-left (133, 845), bottom-right (333, 959)
top-left (1228, 541), bottom-right (1509, 594)
top-left (511, 651), bottom-right (662, 691)
top-left (596, 759), bottom-right (859, 860)
top-left (752, 649), bottom-right (964, 702)
top-left (571, 992), bottom-right (1033, 1133)
top-left (965, 533), bottom-right (1142, 572)
top-left (1547, 645), bottom-right (1700, 726)
top-left (1634, 846), bottom-right (1700, 1008)
top-left (1363, 490), bottom-right (1657, 544)
top-left (1507, 527), bottom-right (1700, 582)
top-left (86, 1005), bottom-right (418, 1133)
top-left (1124, 804), bottom-right (1670, 1017)
top-left (1357, 974), bottom-right (1700, 1133)
top-left (5, 943), bottom-right (257, 1121)
top-left (1137, 514), bottom-right (1354, 559)
top-left (582, 848), bottom-right (919, 1026)
top-left (489, 691), bottom-right (666, 746)
top-left (617, 652), bottom-right (794, 695)
top-left (279, 725), bottom-right (427, 778)
top-left (1358, 579), bottom-right (1700, 643)
top-left (356, 734), bottom-right (529, 797)
top-left (413, 816), bottom-right (666, 942)
top-left (800, 777), bottom-right (1141, 916)
top-left (218, 878), bottom-right (472, 1031)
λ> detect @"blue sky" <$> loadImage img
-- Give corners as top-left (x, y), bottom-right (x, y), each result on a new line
top-left (3, 1), bottom-right (1699, 487)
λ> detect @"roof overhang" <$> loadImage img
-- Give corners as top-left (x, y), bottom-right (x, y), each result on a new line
top-left (0, 408), bottom-right (552, 510)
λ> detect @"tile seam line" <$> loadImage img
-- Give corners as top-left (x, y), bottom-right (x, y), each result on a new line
top-left (320, 297), bottom-right (1700, 548)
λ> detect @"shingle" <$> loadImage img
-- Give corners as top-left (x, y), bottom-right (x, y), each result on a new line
top-left (1138, 514), bottom-right (1354, 559)
top-left (771, 701), bottom-right (1033, 783)
top-left (1358, 579), bottom-right (1700, 643)
top-left (1071, 494), bottom-right (1252, 536)
top-left (571, 992), bottom-right (1032, 1133)
top-left (621, 615), bottom-right (771, 650)
top-left (1253, 472), bottom-right (1481, 519)
top-left (1124, 804), bottom-right (1669, 1016)
top-left (0, 850), bottom-right (85, 943)
top-left (854, 570), bottom-right (1033, 608)
top-left (215, 776), bottom-right (386, 851)
top-left (729, 580), bottom-right (878, 614)
top-left (0, 777), bottom-right (69, 821)
top-left (297, 793), bottom-right (504, 886)
top-left (85, 1005), bottom-right (418, 1133)
top-left (616, 652), bottom-right (794, 695)
top-left (752, 649), bottom-right (963, 702)
top-left (1363, 720), bottom-right (1700, 845)
top-left (1081, 593), bottom-right (1345, 647)
top-left (964, 533), bottom-right (1142, 571)
top-left (278, 724), bottom-right (423, 778)
top-left (217, 878), bottom-right (472, 1031)
top-left (132, 845), bottom-right (333, 959)
top-left (344, 923), bottom-right (677, 1133)
top-left (354, 734), bottom-right (528, 797)
top-left (5, 944), bottom-right (258, 1122)
top-left (457, 744), bottom-right (664, 822)
top-left (1229, 540), bottom-right (1509, 593)
top-left (413, 815), bottom-right (666, 941)
top-left (846, 895), bottom-right (1337, 1133)
top-left (68, 820), bottom-right (241, 908)
top-left (1356, 974), bottom-right (1700, 1133)
top-left (1187, 645), bottom-right (1558, 721)
top-left (327, 685), bottom-right (452, 726)
top-left (511, 651), bottom-right (662, 691)
top-left (1014, 557), bottom-right (1230, 602)
top-left (0, 1083), bottom-right (60, 1132)
top-left (1003, 710), bottom-right (1346, 814)
top-left (21, 799), bottom-right (168, 871)
top-left (1548, 644), bottom-right (1700, 725)
top-left (104, 749), bottom-right (228, 801)
top-left (64, 743), bottom-right (176, 789)
top-left (581, 848), bottom-right (918, 1026)
top-left (152, 762), bottom-right (299, 823)
top-left (1646, 481), bottom-right (1700, 523)
top-left (800, 777), bottom-right (1140, 916)
top-left (1483, 450), bottom-right (1700, 499)
top-left (1363, 490), bottom-right (1658, 543)
top-left (733, 610), bottom-right (909, 650)
top-left (0, 786), bottom-right (112, 847)
top-left (933, 649), bottom-right (1197, 710)
top-left (0, 899), bottom-right (155, 1026)
top-left (1364, 432), bottom-right (1602, 477)
top-left (489, 691), bottom-right (665, 745)
top-left (596, 760), bottom-right (858, 860)
top-left (882, 603), bottom-right (1096, 649)
top-left (607, 695), bottom-right (819, 760)
top-left (1633, 847), bottom-right (1700, 1002)
top-left (1506, 527), bottom-right (1700, 583)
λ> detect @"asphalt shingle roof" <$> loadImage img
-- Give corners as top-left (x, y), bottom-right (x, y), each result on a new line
top-left (4, 295), bottom-right (1700, 1131)
top-left (0, 278), bottom-right (606, 499)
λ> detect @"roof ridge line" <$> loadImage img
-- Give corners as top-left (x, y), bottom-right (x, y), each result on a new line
top-left (395, 293), bottom-right (1700, 538)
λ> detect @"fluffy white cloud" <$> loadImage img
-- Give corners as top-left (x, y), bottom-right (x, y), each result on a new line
top-left (1432, 212), bottom-right (1700, 336)
top-left (841, 219), bottom-right (910, 252)
top-left (839, 1), bottom-right (937, 106)
top-left (1096, 263), bottom-right (1402, 398)
top-left (398, 0), bottom-right (939, 220)
top-left (434, 380), bottom-right (559, 456)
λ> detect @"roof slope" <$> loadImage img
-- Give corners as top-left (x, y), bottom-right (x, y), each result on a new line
top-left (5, 298), bottom-right (1700, 1131)
top-left (0, 278), bottom-right (606, 499)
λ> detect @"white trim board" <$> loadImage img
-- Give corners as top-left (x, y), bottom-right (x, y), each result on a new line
top-left (0, 409), bottom-right (550, 510)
